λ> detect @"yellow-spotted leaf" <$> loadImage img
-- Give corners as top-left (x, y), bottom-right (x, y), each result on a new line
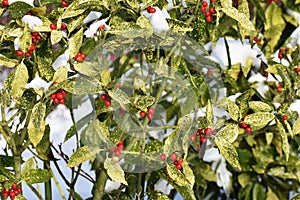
top-left (53, 66), bottom-right (68, 83)
top-left (182, 160), bottom-right (195, 186)
top-left (101, 68), bottom-right (111, 87)
top-left (244, 112), bottom-right (275, 130)
top-left (0, 54), bottom-right (19, 68)
top-left (50, 30), bottom-right (63, 44)
top-left (227, 99), bottom-right (239, 121)
top-left (28, 102), bottom-right (46, 147)
top-left (108, 88), bottom-right (130, 105)
top-left (206, 100), bottom-right (214, 126)
top-left (215, 137), bottom-right (241, 170)
top-left (276, 119), bottom-right (289, 162)
top-left (104, 158), bottom-right (128, 185)
top-left (69, 27), bottom-right (83, 58)
top-left (22, 169), bottom-right (51, 184)
top-left (249, 101), bottom-right (273, 112)
top-left (216, 123), bottom-right (239, 143)
top-left (167, 164), bottom-right (192, 188)
top-left (19, 24), bottom-right (31, 52)
top-left (67, 146), bottom-right (100, 167)
top-left (10, 61), bottom-right (29, 99)
top-left (293, 118), bottom-right (300, 135)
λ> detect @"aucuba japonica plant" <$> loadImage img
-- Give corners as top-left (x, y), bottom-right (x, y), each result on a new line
top-left (0, 0), bottom-right (300, 199)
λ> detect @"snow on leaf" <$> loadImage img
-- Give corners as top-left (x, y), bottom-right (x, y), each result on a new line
top-left (104, 158), bottom-right (128, 185)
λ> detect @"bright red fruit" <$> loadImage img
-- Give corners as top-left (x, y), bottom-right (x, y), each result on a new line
top-left (148, 107), bottom-right (155, 114)
top-left (147, 113), bottom-right (153, 120)
top-left (169, 153), bottom-right (177, 161)
top-left (140, 111), bottom-right (146, 118)
top-left (190, 134), bottom-right (197, 142)
top-left (245, 127), bottom-right (252, 133)
top-left (282, 115), bottom-right (288, 120)
top-left (2, 0), bottom-right (8, 6)
top-left (16, 50), bottom-right (24, 57)
top-left (278, 53), bottom-right (283, 59)
top-left (50, 23), bottom-right (57, 30)
top-left (160, 153), bottom-right (166, 160)
top-left (61, 0), bottom-right (68, 7)
top-left (294, 68), bottom-right (300, 73)
top-left (61, 23), bottom-right (67, 30)
top-left (146, 7), bottom-right (156, 13)
top-left (202, 1), bottom-right (208, 7)
top-left (105, 100), bottom-right (111, 107)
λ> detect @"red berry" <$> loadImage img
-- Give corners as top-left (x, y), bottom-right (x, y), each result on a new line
top-left (25, 52), bottom-right (31, 57)
top-left (207, 69), bottom-right (213, 75)
top-left (2, 0), bottom-right (8, 6)
top-left (277, 87), bottom-right (283, 92)
top-left (206, 15), bottom-right (212, 22)
top-left (282, 115), bottom-right (288, 120)
top-left (105, 100), bottom-right (111, 107)
top-left (2, 192), bottom-right (8, 198)
top-left (146, 7), bottom-right (156, 13)
top-left (147, 113), bottom-right (153, 120)
top-left (98, 24), bottom-right (105, 30)
top-left (205, 11), bottom-right (211, 16)
top-left (61, 0), bottom-right (68, 7)
top-left (240, 122), bottom-right (248, 128)
top-left (16, 50), bottom-right (24, 57)
top-left (115, 84), bottom-right (121, 88)
top-left (76, 56), bottom-right (83, 62)
top-left (175, 164), bottom-right (182, 170)
top-left (53, 98), bottom-right (59, 104)
top-left (29, 44), bottom-right (36, 51)
top-left (50, 23), bottom-right (57, 30)
top-left (32, 32), bottom-right (39, 36)
top-left (202, 1), bottom-right (208, 7)
top-left (61, 90), bottom-right (67, 97)
top-left (80, 53), bottom-right (86, 59)
top-left (9, 191), bottom-right (15, 198)
top-left (56, 93), bottom-right (64, 100)
top-left (16, 188), bottom-right (22, 194)
top-left (190, 134), bottom-right (197, 142)
top-left (170, 153), bottom-right (177, 161)
top-left (204, 128), bottom-right (211, 135)
top-left (148, 107), bottom-right (155, 115)
top-left (100, 94), bottom-right (108, 100)
top-left (200, 6), bottom-right (206, 12)
top-left (177, 159), bottom-right (183, 165)
top-left (294, 68), bottom-right (300, 73)
top-left (209, 7), bottom-right (215, 13)
top-left (3, 188), bottom-right (9, 193)
top-left (26, 11), bottom-right (32, 15)
top-left (245, 127), bottom-right (252, 133)
top-left (32, 38), bottom-right (37, 43)
top-left (117, 143), bottom-right (124, 150)
top-left (114, 149), bottom-right (121, 156)
top-left (285, 47), bottom-right (289, 52)
top-left (160, 153), bottom-right (166, 160)
top-left (36, 35), bottom-right (41, 40)
top-left (59, 99), bottom-right (65, 104)
top-left (275, 83), bottom-right (281, 88)
top-left (140, 111), bottom-right (146, 118)
top-left (278, 53), bottom-right (283, 59)
top-left (200, 137), bottom-right (206, 143)
top-left (61, 23), bottom-right (67, 30)
top-left (279, 47), bottom-right (283, 52)
top-left (14, 190), bottom-right (19, 195)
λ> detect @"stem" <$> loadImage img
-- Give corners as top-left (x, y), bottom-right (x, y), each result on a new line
top-left (27, 184), bottom-right (44, 200)
top-left (93, 168), bottom-right (108, 200)
top-left (44, 161), bottom-right (52, 200)
top-left (14, 154), bottom-right (22, 182)
top-left (45, 163), bottom-right (67, 200)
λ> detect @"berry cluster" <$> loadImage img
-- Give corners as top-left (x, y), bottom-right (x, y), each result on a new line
top-left (239, 115), bottom-right (252, 133)
top-left (93, 24), bottom-right (106, 37)
top-left (275, 83), bottom-right (283, 93)
top-left (253, 36), bottom-right (261, 43)
top-left (278, 47), bottom-right (289, 60)
top-left (100, 93), bottom-right (111, 107)
top-left (61, 0), bottom-right (68, 7)
top-left (74, 52), bottom-right (86, 62)
top-left (190, 128), bottom-right (216, 143)
top-left (50, 85), bottom-right (67, 104)
top-left (31, 32), bottom-right (42, 43)
top-left (164, 153), bottom-right (184, 178)
top-left (109, 141), bottom-right (124, 157)
top-left (200, 1), bottom-right (216, 23)
top-left (294, 67), bottom-right (300, 73)
top-left (15, 44), bottom-right (37, 58)
top-left (2, 0), bottom-right (8, 6)
top-left (139, 107), bottom-right (155, 120)
top-left (146, 6), bottom-right (156, 13)
top-left (2, 183), bottom-right (22, 200)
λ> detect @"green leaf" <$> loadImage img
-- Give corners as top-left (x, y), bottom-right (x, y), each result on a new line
top-left (265, 64), bottom-right (279, 74)
top-left (0, 175), bottom-right (8, 182)
top-left (167, 19), bottom-right (193, 33)
top-left (220, 0), bottom-right (255, 32)
top-left (265, 132), bottom-right (273, 145)
top-left (148, 191), bottom-right (171, 200)
top-left (227, 99), bottom-right (239, 121)
top-left (249, 101), bottom-right (273, 112)
top-left (22, 169), bottom-right (51, 184)
top-left (104, 158), bottom-right (128, 185)
top-left (182, 160), bottom-right (195, 186)
top-left (62, 78), bottom-right (102, 95)
top-left (167, 164), bottom-right (193, 188)
top-left (69, 27), bottom-right (83, 58)
top-left (67, 146), bottom-right (100, 167)
top-left (53, 66), bottom-right (68, 83)
top-left (37, 55), bottom-right (55, 81)
top-left (19, 24), bottom-right (31, 51)
top-left (131, 95), bottom-right (155, 111)
top-left (141, 0), bottom-right (160, 8)
top-left (22, 157), bottom-right (35, 176)
top-left (10, 61), bottom-right (29, 99)
top-left (8, 2), bottom-right (32, 19)
top-left (0, 54), bottom-right (19, 68)
top-left (62, 8), bottom-right (86, 19)
top-left (266, 187), bottom-right (279, 200)
top-left (206, 100), bottom-right (214, 126)
top-left (276, 119), bottom-right (289, 162)
top-left (253, 183), bottom-right (266, 200)
top-left (101, 68), bottom-right (111, 87)
top-left (31, 6), bottom-right (47, 16)
top-left (215, 137), bottom-right (241, 170)
top-left (293, 118), bottom-right (300, 135)
top-left (108, 88), bottom-right (130, 105)
top-left (36, 125), bottom-right (50, 159)
top-left (28, 102), bottom-right (46, 147)
top-left (291, 193), bottom-right (300, 200)
top-left (244, 112), bottom-right (275, 131)
top-left (50, 30), bottom-right (63, 44)
top-left (216, 123), bottom-right (239, 143)
top-left (227, 63), bottom-right (241, 80)
top-left (64, 125), bottom-right (77, 142)
top-left (14, 194), bottom-right (26, 200)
